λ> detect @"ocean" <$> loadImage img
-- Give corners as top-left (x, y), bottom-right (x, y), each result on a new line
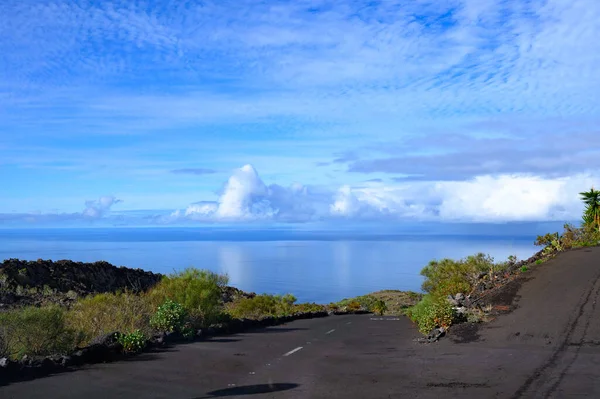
top-left (0, 227), bottom-right (545, 303)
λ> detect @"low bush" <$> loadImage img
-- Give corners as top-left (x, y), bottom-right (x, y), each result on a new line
top-left (346, 301), bottom-right (362, 311)
top-left (372, 299), bottom-right (388, 316)
top-left (117, 330), bottom-right (146, 354)
top-left (147, 268), bottom-right (228, 327)
top-left (67, 291), bottom-right (153, 346)
top-left (150, 299), bottom-right (188, 334)
top-left (405, 294), bottom-right (457, 334)
top-left (336, 295), bottom-right (377, 311)
top-left (520, 266), bottom-right (529, 273)
top-left (293, 302), bottom-right (326, 313)
top-left (225, 294), bottom-right (297, 319)
top-left (0, 305), bottom-right (82, 359)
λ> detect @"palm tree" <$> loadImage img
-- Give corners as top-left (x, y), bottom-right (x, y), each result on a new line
top-left (579, 186), bottom-right (600, 231)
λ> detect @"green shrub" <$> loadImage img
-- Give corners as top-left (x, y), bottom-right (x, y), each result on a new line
top-left (520, 266), bottom-right (528, 272)
top-left (420, 253), bottom-right (500, 298)
top-left (0, 305), bottom-right (82, 359)
top-left (293, 303), bottom-right (326, 313)
top-left (67, 292), bottom-right (153, 346)
top-left (226, 294), bottom-right (280, 319)
top-left (346, 300), bottom-right (362, 311)
top-left (336, 295), bottom-right (377, 311)
top-left (147, 268), bottom-right (228, 327)
top-left (372, 299), bottom-right (388, 316)
top-left (535, 259), bottom-right (543, 265)
top-left (117, 330), bottom-right (146, 354)
top-left (150, 299), bottom-right (188, 333)
top-left (225, 293), bottom-right (305, 319)
top-left (180, 322), bottom-right (195, 340)
top-left (405, 294), bottom-right (457, 334)
top-left (536, 224), bottom-right (600, 253)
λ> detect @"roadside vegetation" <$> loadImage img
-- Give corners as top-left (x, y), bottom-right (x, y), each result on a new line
top-left (330, 290), bottom-right (422, 316)
top-left (405, 186), bottom-right (600, 335)
top-left (1, 188), bottom-right (599, 358)
top-left (0, 267), bottom-right (328, 361)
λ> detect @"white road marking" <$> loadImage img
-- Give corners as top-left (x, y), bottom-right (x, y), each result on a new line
top-left (325, 329), bottom-right (335, 335)
top-left (346, 322), bottom-right (352, 325)
top-left (370, 317), bottom-right (400, 321)
top-left (249, 372), bottom-right (255, 375)
top-left (283, 347), bottom-right (303, 357)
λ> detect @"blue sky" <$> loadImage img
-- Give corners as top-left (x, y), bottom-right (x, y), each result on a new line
top-left (1, 0), bottom-right (599, 226)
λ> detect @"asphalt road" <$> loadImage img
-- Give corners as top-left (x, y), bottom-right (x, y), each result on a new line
top-left (1, 246), bottom-right (599, 399)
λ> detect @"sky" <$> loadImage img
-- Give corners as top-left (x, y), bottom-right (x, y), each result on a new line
top-left (1, 0), bottom-right (599, 227)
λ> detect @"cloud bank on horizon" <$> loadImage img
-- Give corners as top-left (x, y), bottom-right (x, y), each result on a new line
top-left (168, 164), bottom-right (595, 224)
top-left (1, 0), bottom-right (599, 226)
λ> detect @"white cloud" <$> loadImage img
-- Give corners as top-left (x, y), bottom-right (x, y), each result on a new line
top-left (82, 196), bottom-right (122, 218)
top-left (170, 164), bottom-right (599, 224)
top-left (171, 164), bottom-right (324, 222)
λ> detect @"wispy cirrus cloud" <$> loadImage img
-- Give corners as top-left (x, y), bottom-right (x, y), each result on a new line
top-left (1, 0), bottom-right (600, 223)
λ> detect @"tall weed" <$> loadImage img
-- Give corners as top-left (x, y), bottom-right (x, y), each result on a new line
top-left (0, 305), bottom-right (82, 359)
top-left (67, 291), bottom-right (153, 345)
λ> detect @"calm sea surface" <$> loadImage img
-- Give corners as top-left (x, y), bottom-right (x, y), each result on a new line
top-left (0, 228), bottom-right (540, 303)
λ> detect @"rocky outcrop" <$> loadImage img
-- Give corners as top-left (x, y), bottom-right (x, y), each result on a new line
top-left (0, 258), bottom-right (162, 294)
top-left (0, 259), bottom-right (255, 309)
top-left (0, 258), bottom-right (163, 309)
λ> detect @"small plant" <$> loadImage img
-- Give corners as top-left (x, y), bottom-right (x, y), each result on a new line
top-left (42, 285), bottom-right (55, 296)
top-left (372, 299), bottom-right (388, 316)
top-left (0, 272), bottom-right (8, 286)
top-left (18, 268), bottom-right (27, 277)
top-left (181, 322), bottom-right (195, 340)
top-left (535, 259), bottom-right (543, 265)
top-left (117, 330), bottom-right (146, 354)
top-left (66, 290), bottom-right (78, 300)
top-left (520, 266), bottom-right (528, 273)
top-left (466, 310), bottom-right (482, 323)
top-left (150, 299), bottom-right (188, 333)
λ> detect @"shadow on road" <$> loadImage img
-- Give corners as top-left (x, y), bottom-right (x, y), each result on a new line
top-left (194, 383), bottom-right (300, 398)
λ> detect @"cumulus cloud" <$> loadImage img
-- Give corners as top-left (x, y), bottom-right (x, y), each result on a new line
top-left (171, 165), bottom-right (327, 222)
top-left (170, 164), bottom-right (598, 224)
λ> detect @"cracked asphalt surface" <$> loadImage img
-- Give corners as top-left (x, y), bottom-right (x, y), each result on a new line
top-left (1, 247), bottom-right (599, 398)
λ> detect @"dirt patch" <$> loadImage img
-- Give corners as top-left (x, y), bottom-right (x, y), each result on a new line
top-left (481, 274), bottom-right (533, 312)
top-left (449, 322), bottom-right (482, 344)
